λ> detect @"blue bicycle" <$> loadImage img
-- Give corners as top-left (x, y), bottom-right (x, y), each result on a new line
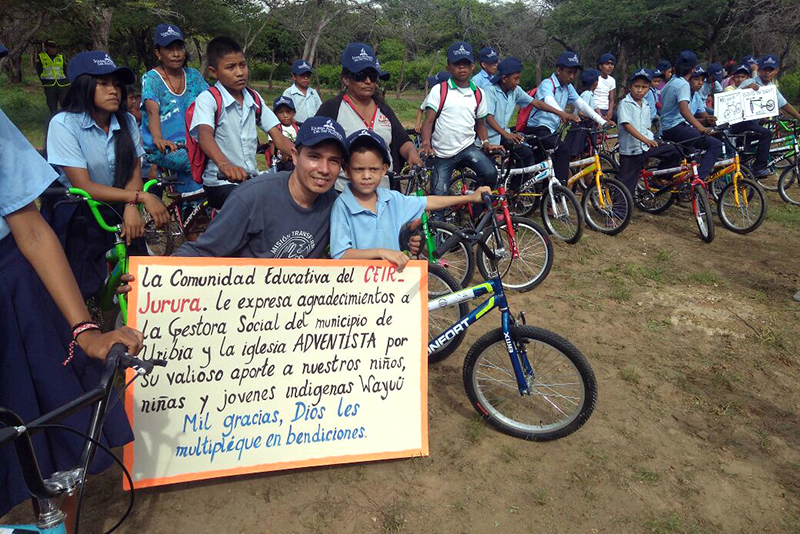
top-left (428, 193), bottom-right (597, 440)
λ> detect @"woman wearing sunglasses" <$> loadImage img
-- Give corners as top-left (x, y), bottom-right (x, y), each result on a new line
top-left (316, 42), bottom-right (422, 190)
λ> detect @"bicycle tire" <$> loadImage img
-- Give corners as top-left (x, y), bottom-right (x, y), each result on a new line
top-left (476, 216), bottom-right (553, 292)
top-left (507, 181), bottom-right (541, 218)
top-left (540, 184), bottom-right (584, 244)
top-left (599, 154), bottom-right (619, 172)
top-left (424, 221), bottom-right (475, 288)
top-left (427, 263), bottom-right (468, 364)
top-left (463, 325), bottom-right (597, 441)
top-left (778, 165), bottom-right (800, 206)
top-left (717, 178), bottom-right (766, 234)
top-left (692, 184), bottom-right (715, 243)
top-left (446, 170), bottom-right (479, 227)
top-left (708, 164), bottom-right (754, 202)
top-left (634, 174), bottom-right (675, 214)
top-left (581, 173), bottom-right (633, 236)
top-left (754, 165), bottom-right (779, 192)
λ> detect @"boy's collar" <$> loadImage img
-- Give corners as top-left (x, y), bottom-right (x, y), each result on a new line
top-left (215, 80), bottom-right (255, 108)
top-left (341, 182), bottom-right (390, 214)
top-left (448, 78), bottom-right (478, 92)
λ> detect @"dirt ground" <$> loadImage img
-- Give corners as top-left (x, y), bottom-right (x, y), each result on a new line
top-left (4, 192), bottom-right (799, 534)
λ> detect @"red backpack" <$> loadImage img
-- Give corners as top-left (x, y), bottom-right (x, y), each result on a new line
top-left (433, 81), bottom-right (483, 131)
top-left (185, 86), bottom-right (264, 184)
top-left (514, 86), bottom-right (539, 133)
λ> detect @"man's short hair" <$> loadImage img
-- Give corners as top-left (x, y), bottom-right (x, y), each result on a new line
top-left (207, 37), bottom-right (243, 69)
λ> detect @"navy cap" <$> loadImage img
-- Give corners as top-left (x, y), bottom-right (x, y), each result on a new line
top-left (690, 65), bottom-right (707, 78)
top-left (291, 59), bottom-right (312, 75)
top-left (342, 42), bottom-right (385, 79)
top-left (345, 129), bottom-right (390, 165)
top-left (478, 47), bottom-right (499, 64)
top-left (652, 68), bottom-right (664, 78)
top-left (708, 62), bottom-right (723, 82)
top-left (426, 71), bottom-right (451, 86)
top-left (0, 44), bottom-right (7, 59)
top-left (598, 53), bottom-right (616, 65)
top-left (374, 59), bottom-right (390, 81)
top-left (758, 54), bottom-right (779, 69)
top-left (447, 42), bottom-right (475, 64)
top-left (154, 24), bottom-right (184, 47)
top-left (580, 68), bottom-right (600, 87)
top-left (742, 55), bottom-right (757, 66)
top-left (629, 67), bottom-right (652, 83)
top-left (676, 50), bottom-right (698, 69)
top-left (66, 51), bottom-right (135, 85)
top-left (656, 60), bottom-right (672, 72)
top-left (273, 96), bottom-right (296, 112)
top-left (491, 57), bottom-right (523, 84)
top-left (733, 64), bottom-right (750, 75)
top-left (295, 116), bottom-right (347, 156)
top-left (555, 51), bottom-right (581, 69)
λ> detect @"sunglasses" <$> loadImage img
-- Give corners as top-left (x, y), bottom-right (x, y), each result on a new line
top-left (351, 69), bottom-right (378, 82)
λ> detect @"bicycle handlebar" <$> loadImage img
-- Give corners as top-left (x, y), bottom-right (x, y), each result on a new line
top-left (216, 171), bottom-right (258, 182)
top-left (144, 141), bottom-right (187, 155)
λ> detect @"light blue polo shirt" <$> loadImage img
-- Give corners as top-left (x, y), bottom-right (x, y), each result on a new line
top-left (617, 94), bottom-right (654, 156)
top-left (282, 83), bottom-right (322, 123)
top-left (739, 77), bottom-right (788, 108)
top-left (330, 184), bottom-right (427, 259)
top-left (0, 109), bottom-right (59, 240)
top-left (579, 90), bottom-right (596, 111)
top-left (472, 70), bottom-right (493, 90)
top-left (486, 84), bottom-right (534, 144)
top-left (527, 73), bottom-right (576, 133)
top-left (47, 111), bottom-right (145, 187)
top-left (660, 76), bottom-right (692, 131)
top-left (644, 89), bottom-right (657, 118)
top-left (699, 80), bottom-right (723, 100)
top-left (689, 92), bottom-right (705, 115)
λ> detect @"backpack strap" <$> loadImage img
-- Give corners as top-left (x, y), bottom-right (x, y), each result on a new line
top-left (435, 81), bottom-right (449, 120)
top-left (474, 87), bottom-right (483, 117)
top-left (208, 86), bottom-right (223, 128)
top-left (246, 87), bottom-right (263, 126)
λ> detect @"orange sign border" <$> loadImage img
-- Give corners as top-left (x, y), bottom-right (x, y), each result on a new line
top-left (123, 257), bottom-right (429, 490)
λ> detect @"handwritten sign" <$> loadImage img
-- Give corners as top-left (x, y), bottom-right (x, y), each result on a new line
top-left (123, 257), bottom-right (428, 489)
top-left (714, 86), bottom-right (778, 125)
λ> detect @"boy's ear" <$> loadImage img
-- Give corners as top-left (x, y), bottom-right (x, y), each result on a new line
top-left (207, 65), bottom-right (218, 80)
top-left (381, 163), bottom-right (389, 174)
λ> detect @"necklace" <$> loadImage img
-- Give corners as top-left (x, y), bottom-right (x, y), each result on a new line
top-left (158, 66), bottom-right (185, 95)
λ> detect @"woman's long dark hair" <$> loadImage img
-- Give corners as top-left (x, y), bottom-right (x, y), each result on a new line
top-left (61, 74), bottom-right (137, 188)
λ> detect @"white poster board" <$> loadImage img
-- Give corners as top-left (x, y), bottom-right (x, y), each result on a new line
top-left (714, 86), bottom-right (779, 125)
top-left (123, 257), bottom-right (428, 489)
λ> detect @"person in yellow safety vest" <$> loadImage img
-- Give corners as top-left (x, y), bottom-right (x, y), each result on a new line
top-left (35, 40), bottom-right (70, 117)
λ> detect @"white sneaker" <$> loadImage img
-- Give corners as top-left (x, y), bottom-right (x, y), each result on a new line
top-left (794, 291), bottom-right (800, 302)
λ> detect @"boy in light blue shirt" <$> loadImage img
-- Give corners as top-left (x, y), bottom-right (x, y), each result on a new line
top-left (283, 59), bottom-right (323, 124)
top-left (688, 66), bottom-right (716, 125)
top-left (617, 69), bottom-right (679, 193)
top-left (471, 47), bottom-right (499, 89)
top-left (331, 130), bottom-right (488, 269)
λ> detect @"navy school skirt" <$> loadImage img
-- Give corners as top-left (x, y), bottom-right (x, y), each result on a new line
top-left (0, 235), bottom-right (133, 518)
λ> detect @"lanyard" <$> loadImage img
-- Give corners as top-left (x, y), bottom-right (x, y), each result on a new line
top-left (342, 94), bottom-right (379, 130)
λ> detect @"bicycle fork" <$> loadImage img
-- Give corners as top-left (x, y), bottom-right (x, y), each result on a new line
top-left (416, 190), bottom-right (439, 264)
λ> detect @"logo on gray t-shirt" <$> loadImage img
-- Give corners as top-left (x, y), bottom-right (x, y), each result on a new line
top-left (271, 230), bottom-right (316, 258)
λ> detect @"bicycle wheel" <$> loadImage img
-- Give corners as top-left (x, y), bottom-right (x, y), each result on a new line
top-left (446, 170), bottom-right (478, 227)
top-left (692, 184), bottom-right (715, 243)
top-left (717, 178), bottom-right (766, 234)
top-left (634, 175), bottom-right (675, 214)
top-left (463, 325), bottom-right (597, 441)
top-left (778, 165), bottom-right (800, 206)
top-left (476, 216), bottom-right (553, 292)
top-left (422, 221), bottom-right (475, 288)
top-left (599, 153), bottom-right (618, 172)
top-left (581, 173), bottom-right (633, 236)
top-left (540, 184), bottom-right (584, 244)
top-left (755, 163), bottom-right (780, 192)
top-left (507, 180), bottom-right (541, 218)
top-left (427, 263), bottom-right (469, 364)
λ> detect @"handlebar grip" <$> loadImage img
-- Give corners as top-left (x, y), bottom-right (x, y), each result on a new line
top-left (482, 192), bottom-right (493, 210)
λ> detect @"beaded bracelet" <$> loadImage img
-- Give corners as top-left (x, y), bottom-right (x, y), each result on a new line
top-left (64, 322), bottom-right (101, 366)
top-left (126, 190), bottom-right (140, 207)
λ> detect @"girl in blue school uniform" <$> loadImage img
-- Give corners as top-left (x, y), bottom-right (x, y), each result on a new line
top-left (0, 43), bottom-right (144, 520)
top-left (141, 24), bottom-right (208, 192)
top-left (45, 51), bottom-right (170, 299)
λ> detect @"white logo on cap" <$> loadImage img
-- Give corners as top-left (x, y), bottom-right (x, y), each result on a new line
top-left (161, 26), bottom-right (181, 37)
top-left (92, 54), bottom-right (116, 67)
top-left (352, 48), bottom-right (374, 62)
top-left (310, 119), bottom-right (343, 141)
top-left (635, 69), bottom-right (647, 76)
top-left (764, 57), bottom-right (776, 65)
top-left (568, 54), bottom-right (578, 63)
top-left (454, 45), bottom-right (470, 56)
top-left (300, 61), bottom-right (309, 69)
top-left (487, 50), bottom-right (497, 57)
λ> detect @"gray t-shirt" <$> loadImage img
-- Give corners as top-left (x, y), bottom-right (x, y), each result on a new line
top-left (174, 172), bottom-right (336, 258)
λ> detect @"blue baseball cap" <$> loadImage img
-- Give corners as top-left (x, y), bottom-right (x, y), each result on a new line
top-left (426, 71), bottom-right (451, 86)
top-left (741, 55), bottom-right (757, 66)
top-left (154, 24), bottom-right (184, 47)
top-left (598, 53), bottom-right (616, 65)
top-left (758, 54), bottom-right (779, 69)
top-left (0, 44), bottom-right (7, 59)
top-left (67, 51), bottom-right (135, 85)
top-left (580, 68), bottom-right (600, 86)
top-left (374, 59), bottom-right (390, 81)
top-left (345, 129), bottom-right (390, 165)
top-left (295, 116), bottom-right (348, 156)
top-left (733, 64), bottom-right (750, 75)
top-left (656, 60), bottom-right (672, 72)
top-left (555, 51), bottom-right (581, 69)
top-left (629, 67), bottom-right (652, 83)
top-left (447, 42), bottom-right (475, 64)
top-left (491, 57), bottom-right (523, 84)
top-left (273, 96), bottom-right (295, 112)
top-left (341, 43), bottom-right (389, 81)
top-left (652, 68), bottom-right (664, 78)
top-left (291, 59), bottom-right (312, 75)
top-left (708, 63), bottom-right (724, 82)
top-left (478, 47), bottom-right (499, 64)
top-left (690, 65), bottom-right (707, 78)
top-left (676, 50), bottom-right (698, 69)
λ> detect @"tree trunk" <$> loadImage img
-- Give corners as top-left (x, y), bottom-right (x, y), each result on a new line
top-left (192, 37), bottom-right (206, 77)
top-left (90, 8), bottom-right (114, 51)
top-left (395, 47), bottom-right (407, 100)
top-left (535, 53), bottom-right (542, 86)
top-left (268, 49), bottom-right (276, 90)
top-left (0, 10), bottom-right (46, 83)
top-left (314, 49), bottom-right (321, 89)
top-left (2, 54), bottom-right (23, 83)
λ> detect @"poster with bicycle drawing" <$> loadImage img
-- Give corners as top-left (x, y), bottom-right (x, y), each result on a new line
top-left (714, 86), bottom-right (778, 125)
top-left (123, 257), bottom-right (428, 489)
